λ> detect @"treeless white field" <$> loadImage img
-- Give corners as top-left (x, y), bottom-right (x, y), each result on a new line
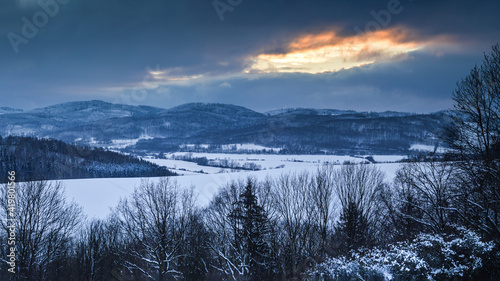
top-left (62, 154), bottom-right (404, 219)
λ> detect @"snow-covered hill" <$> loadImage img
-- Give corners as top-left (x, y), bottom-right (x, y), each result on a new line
top-left (0, 100), bottom-right (449, 155)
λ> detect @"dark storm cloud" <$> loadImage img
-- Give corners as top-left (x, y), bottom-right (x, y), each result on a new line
top-left (128, 50), bottom-right (481, 113)
top-left (0, 0), bottom-right (499, 111)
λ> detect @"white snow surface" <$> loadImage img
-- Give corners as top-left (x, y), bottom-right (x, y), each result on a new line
top-left (410, 144), bottom-right (448, 154)
top-left (108, 135), bottom-right (154, 149)
top-left (62, 154), bottom-right (404, 219)
top-left (221, 143), bottom-right (282, 152)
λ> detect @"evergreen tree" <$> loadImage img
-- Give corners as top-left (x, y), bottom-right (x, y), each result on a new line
top-left (332, 164), bottom-right (385, 253)
top-left (336, 201), bottom-right (370, 252)
top-left (229, 180), bottom-right (273, 281)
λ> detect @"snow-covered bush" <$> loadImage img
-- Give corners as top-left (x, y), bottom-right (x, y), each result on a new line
top-left (311, 255), bottom-right (388, 281)
top-left (309, 229), bottom-right (498, 281)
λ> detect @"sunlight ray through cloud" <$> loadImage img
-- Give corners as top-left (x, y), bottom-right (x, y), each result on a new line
top-left (246, 28), bottom-right (428, 74)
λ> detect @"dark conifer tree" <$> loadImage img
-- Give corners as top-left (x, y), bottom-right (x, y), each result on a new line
top-left (335, 201), bottom-right (370, 253)
top-left (229, 180), bottom-right (273, 281)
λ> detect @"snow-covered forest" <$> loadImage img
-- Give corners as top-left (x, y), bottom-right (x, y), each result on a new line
top-left (0, 159), bottom-right (499, 280)
top-left (0, 136), bottom-right (176, 182)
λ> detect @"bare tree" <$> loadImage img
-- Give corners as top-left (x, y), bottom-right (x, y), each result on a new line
top-left (381, 166), bottom-right (425, 242)
top-left (73, 216), bottom-right (126, 281)
top-left (332, 164), bottom-right (386, 252)
top-left (271, 171), bottom-right (318, 280)
top-left (445, 44), bottom-right (500, 162)
top-left (393, 162), bottom-right (456, 236)
top-left (310, 165), bottom-right (337, 255)
top-left (116, 178), bottom-right (195, 281)
top-left (0, 181), bottom-right (82, 281)
top-left (204, 180), bottom-right (245, 280)
top-left (443, 43), bottom-right (500, 240)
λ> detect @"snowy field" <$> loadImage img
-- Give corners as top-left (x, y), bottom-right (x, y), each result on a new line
top-left (62, 154), bottom-right (405, 219)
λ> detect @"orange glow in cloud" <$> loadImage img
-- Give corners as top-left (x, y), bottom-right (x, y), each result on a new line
top-left (246, 28), bottom-right (427, 74)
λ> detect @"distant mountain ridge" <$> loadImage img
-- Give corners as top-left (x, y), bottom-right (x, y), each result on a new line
top-left (30, 100), bottom-right (164, 122)
top-left (168, 102), bottom-right (264, 118)
top-left (0, 100), bottom-right (450, 155)
top-left (0, 107), bottom-right (23, 114)
top-left (266, 108), bottom-right (359, 116)
top-left (265, 108), bottom-right (421, 118)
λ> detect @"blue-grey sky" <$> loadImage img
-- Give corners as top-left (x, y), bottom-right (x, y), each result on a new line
top-left (1, 0), bottom-right (499, 112)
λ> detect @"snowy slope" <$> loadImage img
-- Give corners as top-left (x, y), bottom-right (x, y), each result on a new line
top-left (62, 154), bottom-right (403, 219)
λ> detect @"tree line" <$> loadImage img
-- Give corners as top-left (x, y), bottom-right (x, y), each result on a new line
top-left (0, 156), bottom-right (498, 281)
top-left (0, 136), bottom-right (176, 183)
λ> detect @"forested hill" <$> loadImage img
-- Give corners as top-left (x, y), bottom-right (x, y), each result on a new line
top-left (0, 136), bottom-right (176, 183)
top-left (0, 100), bottom-right (449, 155)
